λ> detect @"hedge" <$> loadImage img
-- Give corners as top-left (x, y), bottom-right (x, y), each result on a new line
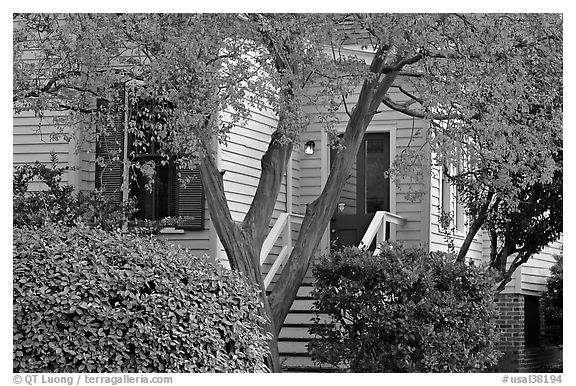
top-left (308, 243), bottom-right (501, 372)
top-left (13, 224), bottom-right (270, 372)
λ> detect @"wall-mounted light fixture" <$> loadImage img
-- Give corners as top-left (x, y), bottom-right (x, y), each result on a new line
top-left (304, 140), bottom-right (315, 155)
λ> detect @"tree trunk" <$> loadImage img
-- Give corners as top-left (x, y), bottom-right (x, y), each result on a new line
top-left (489, 228), bottom-right (498, 264)
top-left (455, 209), bottom-right (487, 262)
top-left (199, 151), bottom-right (282, 372)
top-left (494, 250), bottom-right (529, 293)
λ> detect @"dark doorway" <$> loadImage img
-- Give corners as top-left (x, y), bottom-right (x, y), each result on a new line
top-left (330, 133), bottom-right (390, 249)
top-left (524, 295), bottom-right (541, 348)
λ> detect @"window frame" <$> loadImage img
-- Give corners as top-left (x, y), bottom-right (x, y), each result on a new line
top-left (439, 164), bottom-right (467, 236)
top-left (95, 87), bottom-right (205, 231)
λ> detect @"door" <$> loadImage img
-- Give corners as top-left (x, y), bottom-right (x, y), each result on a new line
top-left (330, 133), bottom-right (390, 249)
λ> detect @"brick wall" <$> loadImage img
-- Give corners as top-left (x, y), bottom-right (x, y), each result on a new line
top-left (493, 293), bottom-right (525, 372)
top-left (492, 293), bottom-right (562, 373)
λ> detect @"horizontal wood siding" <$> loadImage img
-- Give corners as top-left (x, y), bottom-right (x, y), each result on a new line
top-left (218, 105), bottom-right (304, 276)
top-left (156, 220), bottom-right (212, 258)
top-left (13, 112), bottom-right (75, 190)
top-left (387, 112), bottom-right (427, 247)
top-left (221, 110), bottom-right (279, 223)
top-left (520, 240), bottom-right (562, 295)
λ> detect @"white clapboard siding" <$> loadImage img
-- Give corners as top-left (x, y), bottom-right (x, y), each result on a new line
top-left (13, 113), bottom-right (74, 188)
top-left (520, 240), bottom-right (562, 295)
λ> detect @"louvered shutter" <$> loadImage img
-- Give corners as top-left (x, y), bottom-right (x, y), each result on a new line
top-left (95, 88), bottom-right (125, 204)
top-left (175, 168), bottom-right (205, 230)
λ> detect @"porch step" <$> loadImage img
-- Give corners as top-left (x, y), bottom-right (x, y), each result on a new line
top-left (273, 283), bottom-right (337, 372)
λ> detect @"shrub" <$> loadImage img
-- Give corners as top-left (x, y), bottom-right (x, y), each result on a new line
top-left (541, 253), bottom-right (563, 348)
top-left (308, 243), bottom-right (501, 372)
top-left (13, 224), bottom-right (270, 372)
top-left (13, 158), bottom-right (130, 231)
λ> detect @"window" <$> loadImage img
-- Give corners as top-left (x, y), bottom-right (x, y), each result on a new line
top-left (455, 190), bottom-right (465, 232)
top-left (95, 87), bottom-right (205, 230)
top-left (440, 165), bottom-right (466, 233)
top-left (441, 170), bottom-right (452, 216)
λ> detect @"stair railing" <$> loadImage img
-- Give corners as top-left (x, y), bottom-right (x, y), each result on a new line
top-left (260, 212), bottom-right (305, 289)
top-left (359, 211), bottom-right (406, 255)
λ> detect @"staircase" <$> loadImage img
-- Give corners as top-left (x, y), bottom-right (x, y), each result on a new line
top-left (261, 211), bottom-right (406, 372)
top-left (277, 282), bottom-right (318, 371)
top-left (270, 273), bottom-right (337, 372)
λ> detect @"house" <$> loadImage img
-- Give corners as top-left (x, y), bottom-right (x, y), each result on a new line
top-left (13, 43), bottom-right (561, 374)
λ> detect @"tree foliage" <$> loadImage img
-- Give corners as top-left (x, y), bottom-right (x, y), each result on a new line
top-left (13, 13), bottom-right (352, 163)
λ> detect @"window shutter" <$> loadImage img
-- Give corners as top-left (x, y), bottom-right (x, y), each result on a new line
top-left (95, 88), bottom-right (125, 205)
top-left (176, 168), bottom-right (205, 230)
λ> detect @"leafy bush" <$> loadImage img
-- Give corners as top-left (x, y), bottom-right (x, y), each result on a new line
top-left (541, 253), bottom-right (563, 348)
top-left (308, 243), bottom-right (501, 372)
top-left (13, 158), bottom-right (130, 231)
top-left (13, 224), bottom-right (270, 372)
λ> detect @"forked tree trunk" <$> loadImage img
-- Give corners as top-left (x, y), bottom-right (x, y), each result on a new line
top-left (199, 149), bottom-right (282, 372)
top-left (269, 70), bottom-right (400, 332)
top-left (200, 49), bottom-right (403, 370)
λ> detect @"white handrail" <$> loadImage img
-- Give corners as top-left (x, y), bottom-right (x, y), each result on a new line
top-left (264, 245), bottom-right (289, 288)
top-left (260, 212), bottom-right (303, 289)
top-left (359, 211), bottom-right (406, 255)
top-left (260, 213), bottom-right (289, 264)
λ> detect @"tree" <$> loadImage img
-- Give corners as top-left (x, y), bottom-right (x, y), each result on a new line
top-left (360, 13), bottom-right (562, 290)
top-left (13, 13), bottom-right (562, 371)
top-left (442, 16), bottom-right (562, 290)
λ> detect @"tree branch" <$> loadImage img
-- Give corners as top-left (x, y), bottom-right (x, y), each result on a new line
top-left (60, 83), bottom-right (101, 98)
top-left (13, 70), bottom-right (82, 102)
top-left (390, 85), bottom-right (424, 105)
top-left (382, 96), bottom-right (449, 120)
top-left (398, 70), bottom-right (424, 77)
top-left (341, 94), bottom-right (352, 118)
top-left (455, 192), bottom-right (496, 262)
top-left (494, 250), bottom-right (530, 293)
top-left (199, 135), bottom-right (283, 373)
top-left (380, 53), bottom-right (423, 74)
top-left (14, 68), bottom-right (145, 103)
top-left (56, 104), bottom-right (100, 114)
top-left (243, 129), bottom-right (293, 250)
top-left (489, 228), bottom-right (498, 263)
